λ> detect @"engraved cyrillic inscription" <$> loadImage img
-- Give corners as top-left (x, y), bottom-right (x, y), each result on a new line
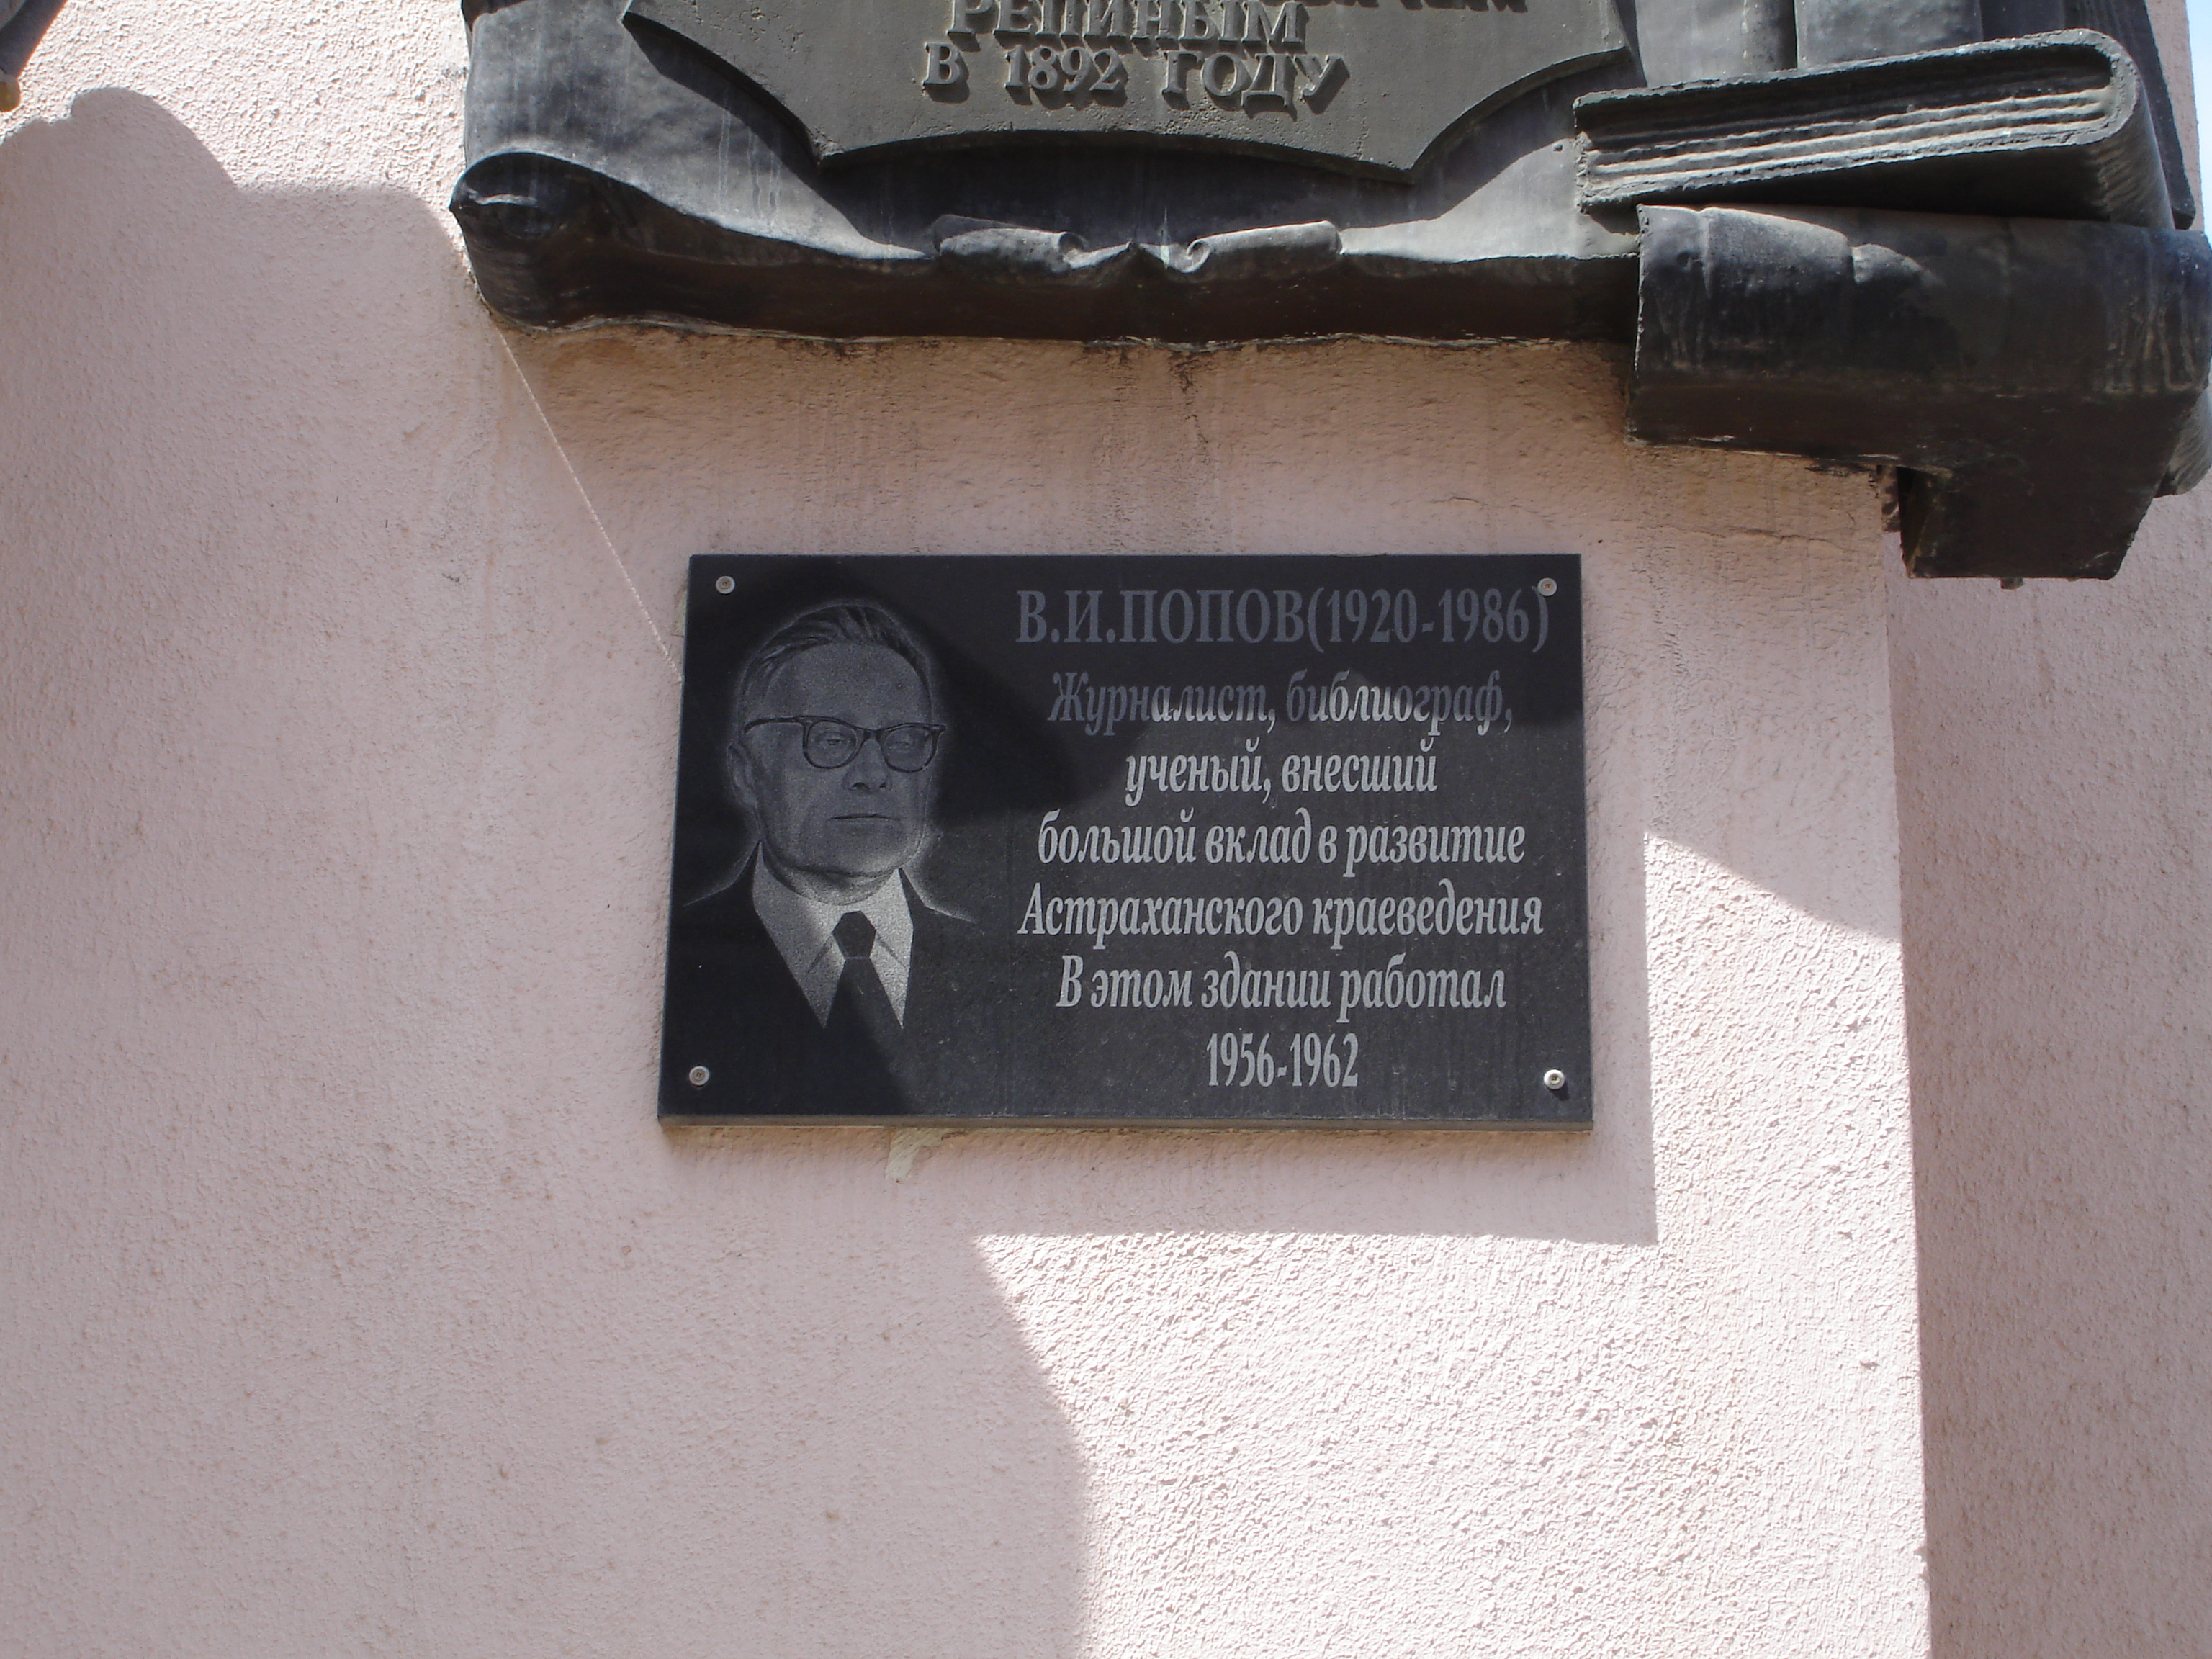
top-left (923, 0), bottom-right (1338, 112)
top-left (626, 0), bottom-right (1626, 174)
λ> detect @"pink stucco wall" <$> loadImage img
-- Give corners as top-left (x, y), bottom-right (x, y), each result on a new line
top-left (1889, 501), bottom-right (2212, 1656)
top-left (0, 1), bottom-right (2197, 1654)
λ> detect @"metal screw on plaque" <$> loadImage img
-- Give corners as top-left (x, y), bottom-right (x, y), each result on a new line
top-left (714, 575), bottom-right (735, 594)
top-left (1542, 1069), bottom-right (1567, 1092)
top-left (1537, 578), bottom-right (1558, 597)
top-left (688, 1065), bottom-right (711, 1087)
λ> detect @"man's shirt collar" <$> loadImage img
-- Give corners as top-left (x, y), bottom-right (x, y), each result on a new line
top-left (751, 860), bottom-right (913, 1026)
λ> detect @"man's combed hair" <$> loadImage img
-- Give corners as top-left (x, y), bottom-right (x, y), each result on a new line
top-left (731, 599), bottom-right (939, 732)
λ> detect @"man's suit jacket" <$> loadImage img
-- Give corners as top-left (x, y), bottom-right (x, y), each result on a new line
top-left (660, 860), bottom-right (1002, 1118)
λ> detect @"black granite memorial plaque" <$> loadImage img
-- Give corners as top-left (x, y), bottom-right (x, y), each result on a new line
top-left (660, 554), bottom-right (1589, 1127)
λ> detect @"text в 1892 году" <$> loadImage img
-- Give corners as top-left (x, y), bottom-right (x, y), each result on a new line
top-left (624, 0), bottom-right (1626, 174)
top-left (924, 0), bottom-right (1344, 113)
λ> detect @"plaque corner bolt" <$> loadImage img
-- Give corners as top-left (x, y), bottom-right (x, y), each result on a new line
top-left (688, 1065), bottom-right (711, 1087)
top-left (1542, 1069), bottom-right (1567, 1092)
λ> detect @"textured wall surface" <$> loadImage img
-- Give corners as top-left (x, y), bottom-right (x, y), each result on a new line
top-left (1889, 495), bottom-right (2212, 1658)
top-left (0, 4), bottom-right (1937, 1655)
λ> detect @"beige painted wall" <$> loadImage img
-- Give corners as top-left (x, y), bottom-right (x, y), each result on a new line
top-left (0, 0), bottom-right (2193, 1653)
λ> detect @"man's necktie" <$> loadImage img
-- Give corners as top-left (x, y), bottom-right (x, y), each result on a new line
top-left (825, 911), bottom-right (904, 1064)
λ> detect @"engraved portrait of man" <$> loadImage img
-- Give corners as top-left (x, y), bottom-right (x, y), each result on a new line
top-left (660, 598), bottom-right (996, 1116)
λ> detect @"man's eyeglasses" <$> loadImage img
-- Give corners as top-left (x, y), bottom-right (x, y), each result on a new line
top-left (741, 716), bottom-right (945, 773)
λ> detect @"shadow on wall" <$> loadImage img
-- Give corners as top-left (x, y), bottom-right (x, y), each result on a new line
top-left (488, 266), bottom-right (1942, 1251)
top-left (0, 90), bottom-right (1087, 1655)
top-left (509, 307), bottom-right (1668, 1247)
